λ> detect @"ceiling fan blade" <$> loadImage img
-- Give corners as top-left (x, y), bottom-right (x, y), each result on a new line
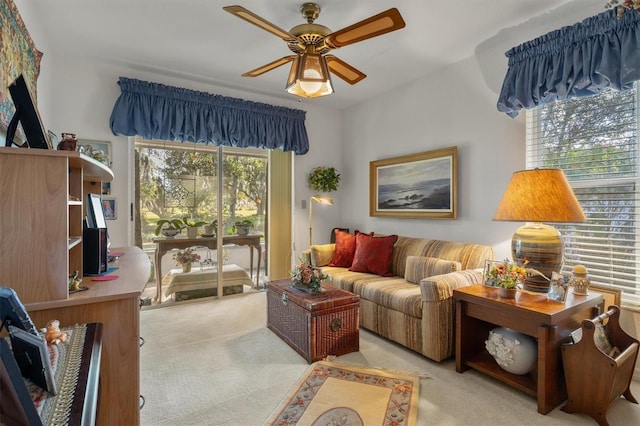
top-left (325, 55), bottom-right (366, 85)
top-left (324, 8), bottom-right (406, 49)
top-left (223, 5), bottom-right (298, 42)
top-left (242, 56), bottom-right (296, 77)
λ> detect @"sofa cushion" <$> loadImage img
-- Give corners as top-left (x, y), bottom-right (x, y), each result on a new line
top-left (353, 278), bottom-right (423, 318)
top-left (329, 230), bottom-right (358, 267)
top-left (404, 256), bottom-right (462, 284)
top-left (309, 244), bottom-right (335, 267)
top-left (349, 233), bottom-right (398, 277)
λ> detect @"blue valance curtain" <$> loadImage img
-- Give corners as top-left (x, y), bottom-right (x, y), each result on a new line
top-left (497, 9), bottom-right (640, 117)
top-left (109, 77), bottom-right (309, 154)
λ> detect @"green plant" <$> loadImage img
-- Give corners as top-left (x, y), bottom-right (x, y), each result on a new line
top-left (308, 166), bottom-right (340, 192)
top-left (154, 218), bottom-right (185, 236)
top-left (235, 218), bottom-right (253, 226)
top-left (182, 217), bottom-right (206, 228)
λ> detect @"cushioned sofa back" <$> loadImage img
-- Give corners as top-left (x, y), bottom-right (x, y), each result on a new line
top-left (392, 236), bottom-right (493, 277)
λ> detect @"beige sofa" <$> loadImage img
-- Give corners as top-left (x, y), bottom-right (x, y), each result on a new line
top-left (303, 235), bottom-right (493, 362)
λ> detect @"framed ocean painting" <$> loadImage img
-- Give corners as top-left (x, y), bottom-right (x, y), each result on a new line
top-left (369, 146), bottom-right (457, 219)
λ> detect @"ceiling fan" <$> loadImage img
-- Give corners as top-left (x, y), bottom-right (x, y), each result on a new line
top-left (223, 3), bottom-right (406, 98)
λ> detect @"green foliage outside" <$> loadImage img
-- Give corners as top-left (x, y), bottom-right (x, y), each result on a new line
top-left (138, 144), bottom-right (267, 249)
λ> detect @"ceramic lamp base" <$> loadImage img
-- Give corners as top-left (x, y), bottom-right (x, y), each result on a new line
top-left (512, 222), bottom-right (562, 293)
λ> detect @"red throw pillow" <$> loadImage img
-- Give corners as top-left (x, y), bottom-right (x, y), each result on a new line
top-left (329, 229), bottom-right (358, 267)
top-left (349, 233), bottom-right (399, 277)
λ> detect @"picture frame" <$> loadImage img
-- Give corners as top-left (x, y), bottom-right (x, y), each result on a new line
top-left (102, 181), bottom-right (111, 195)
top-left (369, 146), bottom-right (457, 219)
top-left (589, 284), bottom-right (622, 310)
top-left (547, 271), bottom-right (570, 303)
top-left (77, 139), bottom-right (111, 167)
top-left (102, 197), bottom-right (116, 220)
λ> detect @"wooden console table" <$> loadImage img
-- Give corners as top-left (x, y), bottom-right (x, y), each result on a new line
top-left (153, 234), bottom-right (262, 303)
top-left (23, 246), bottom-right (150, 425)
top-left (1, 323), bottom-right (102, 426)
top-left (454, 285), bottom-right (603, 414)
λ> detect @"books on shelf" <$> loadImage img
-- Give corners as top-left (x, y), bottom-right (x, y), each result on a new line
top-left (8, 325), bottom-right (57, 395)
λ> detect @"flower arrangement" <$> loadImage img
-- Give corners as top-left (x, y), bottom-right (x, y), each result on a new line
top-left (291, 262), bottom-right (328, 293)
top-left (485, 259), bottom-right (529, 289)
top-left (308, 166), bottom-right (340, 192)
top-left (173, 247), bottom-right (201, 267)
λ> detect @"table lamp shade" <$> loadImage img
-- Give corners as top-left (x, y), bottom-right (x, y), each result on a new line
top-left (493, 169), bottom-right (586, 292)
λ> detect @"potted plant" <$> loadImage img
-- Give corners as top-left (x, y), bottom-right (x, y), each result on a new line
top-left (235, 218), bottom-right (253, 236)
top-left (203, 219), bottom-right (218, 237)
top-left (485, 259), bottom-right (529, 298)
top-left (290, 261), bottom-right (328, 293)
top-left (182, 217), bottom-right (207, 238)
top-left (173, 247), bottom-right (201, 273)
top-left (154, 219), bottom-right (185, 238)
top-left (308, 166), bottom-right (340, 192)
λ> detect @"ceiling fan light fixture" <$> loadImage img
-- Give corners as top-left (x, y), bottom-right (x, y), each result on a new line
top-left (286, 53), bottom-right (333, 98)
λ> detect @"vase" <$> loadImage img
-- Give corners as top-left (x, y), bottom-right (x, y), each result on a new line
top-left (182, 264), bottom-right (192, 273)
top-left (291, 281), bottom-right (322, 293)
top-left (570, 265), bottom-right (590, 295)
top-left (186, 226), bottom-right (198, 238)
top-left (485, 327), bottom-right (537, 375)
top-left (498, 287), bottom-right (517, 299)
top-left (161, 227), bottom-right (180, 238)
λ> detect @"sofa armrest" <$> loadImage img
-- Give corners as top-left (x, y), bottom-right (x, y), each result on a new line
top-left (300, 249), bottom-right (312, 265)
top-left (417, 269), bottom-right (483, 361)
top-left (419, 269), bottom-right (484, 302)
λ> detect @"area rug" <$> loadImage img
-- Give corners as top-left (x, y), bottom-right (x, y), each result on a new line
top-left (264, 359), bottom-right (421, 426)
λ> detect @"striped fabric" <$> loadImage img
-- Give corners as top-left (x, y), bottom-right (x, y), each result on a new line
top-left (404, 256), bottom-right (462, 284)
top-left (310, 235), bottom-right (493, 362)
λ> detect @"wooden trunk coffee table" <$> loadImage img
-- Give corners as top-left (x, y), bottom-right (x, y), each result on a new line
top-left (453, 285), bottom-right (603, 414)
top-left (266, 279), bottom-right (360, 363)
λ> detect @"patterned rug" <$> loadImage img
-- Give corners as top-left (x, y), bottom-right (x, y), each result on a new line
top-left (264, 360), bottom-right (421, 426)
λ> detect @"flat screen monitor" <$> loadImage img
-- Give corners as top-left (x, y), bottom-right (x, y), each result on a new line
top-left (86, 193), bottom-right (107, 229)
top-left (5, 74), bottom-right (52, 149)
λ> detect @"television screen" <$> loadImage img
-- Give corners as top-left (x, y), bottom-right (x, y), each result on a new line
top-left (86, 193), bottom-right (107, 229)
top-left (5, 74), bottom-right (52, 149)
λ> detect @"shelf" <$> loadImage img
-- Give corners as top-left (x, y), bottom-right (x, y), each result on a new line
top-left (465, 350), bottom-right (537, 396)
top-left (68, 200), bottom-right (83, 206)
top-left (69, 236), bottom-right (82, 249)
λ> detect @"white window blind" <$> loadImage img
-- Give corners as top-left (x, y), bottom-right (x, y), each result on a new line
top-left (526, 86), bottom-right (640, 309)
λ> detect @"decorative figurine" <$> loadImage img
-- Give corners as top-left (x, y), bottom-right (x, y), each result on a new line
top-left (43, 320), bottom-right (68, 345)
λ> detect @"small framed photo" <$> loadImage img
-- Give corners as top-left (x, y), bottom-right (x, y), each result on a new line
top-left (102, 182), bottom-right (111, 195)
top-left (547, 271), bottom-right (570, 303)
top-left (77, 139), bottom-right (111, 167)
top-left (102, 197), bottom-right (116, 220)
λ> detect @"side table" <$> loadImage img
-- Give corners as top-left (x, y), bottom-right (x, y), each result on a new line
top-left (453, 285), bottom-right (602, 414)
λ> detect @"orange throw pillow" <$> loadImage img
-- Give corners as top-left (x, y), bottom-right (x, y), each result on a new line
top-left (349, 233), bottom-right (399, 276)
top-left (329, 229), bottom-right (358, 267)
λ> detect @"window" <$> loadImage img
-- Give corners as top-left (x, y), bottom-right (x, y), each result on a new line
top-left (527, 86), bottom-right (640, 309)
top-left (135, 139), bottom-right (268, 250)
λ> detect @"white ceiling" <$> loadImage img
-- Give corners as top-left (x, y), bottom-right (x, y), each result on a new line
top-left (25, 0), bottom-right (607, 109)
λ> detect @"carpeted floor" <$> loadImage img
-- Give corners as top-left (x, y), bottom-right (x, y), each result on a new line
top-left (140, 291), bottom-right (640, 425)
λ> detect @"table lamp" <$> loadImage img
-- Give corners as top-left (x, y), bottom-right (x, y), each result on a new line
top-left (309, 194), bottom-right (333, 246)
top-left (493, 169), bottom-right (586, 292)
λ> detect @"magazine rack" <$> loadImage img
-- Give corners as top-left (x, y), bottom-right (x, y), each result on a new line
top-left (561, 305), bottom-right (639, 426)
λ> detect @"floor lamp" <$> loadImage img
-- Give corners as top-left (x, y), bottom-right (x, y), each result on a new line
top-left (493, 169), bottom-right (586, 292)
top-left (309, 194), bottom-right (333, 246)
